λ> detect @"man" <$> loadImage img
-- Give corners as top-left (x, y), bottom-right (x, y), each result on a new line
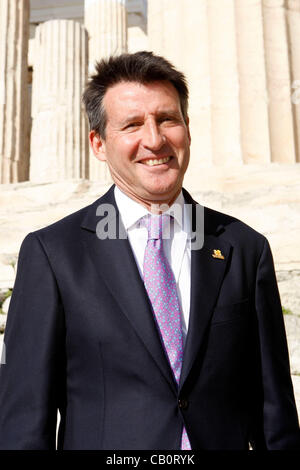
top-left (0, 51), bottom-right (299, 450)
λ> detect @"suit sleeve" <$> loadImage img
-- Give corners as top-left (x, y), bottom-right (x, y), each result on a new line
top-left (255, 237), bottom-right (300, 449)
top-left (0, 233), bottom-right (65, 449)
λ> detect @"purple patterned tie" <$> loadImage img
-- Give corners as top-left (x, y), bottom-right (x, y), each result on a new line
top-left (142, 214), bottom-right (191, 450)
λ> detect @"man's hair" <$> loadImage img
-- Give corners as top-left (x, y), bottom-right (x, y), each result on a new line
top-left (82, 51), bottom-right (189, 139)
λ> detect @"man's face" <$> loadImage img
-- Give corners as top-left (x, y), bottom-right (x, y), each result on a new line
top-left (90, 80), bottom-right (191, 208)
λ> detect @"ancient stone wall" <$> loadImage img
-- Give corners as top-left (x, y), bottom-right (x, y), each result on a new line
top-left (1, 0), bottom-right (300, 185)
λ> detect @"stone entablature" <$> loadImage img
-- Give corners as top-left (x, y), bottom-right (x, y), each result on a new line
top-left (29, 0), bottom-right (147, 29)
top-left (30, 0), bottom-right (84, 23)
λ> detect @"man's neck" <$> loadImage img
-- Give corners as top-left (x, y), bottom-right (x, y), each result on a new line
top-left (114, 185), bottom-right (182, 214)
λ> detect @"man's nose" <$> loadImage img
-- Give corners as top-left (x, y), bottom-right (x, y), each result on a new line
top-left (141, 119), bottom-right (165, 151)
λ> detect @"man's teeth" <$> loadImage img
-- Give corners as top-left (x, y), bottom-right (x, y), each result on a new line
top-left (143, 156), bottom-right (171, 166)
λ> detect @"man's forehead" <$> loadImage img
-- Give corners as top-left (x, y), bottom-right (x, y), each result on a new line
top-left (104, 80), bottom-right (179, 102)
top-left (103, 80), bottom-right (181, 115)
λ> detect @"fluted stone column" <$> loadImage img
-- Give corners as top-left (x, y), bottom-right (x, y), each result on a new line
top-left (147, 0), bottom-right (164, 55)
top-left (148, 0), bottom-right (213, 181)
top-left (30, 20), bottom-right (89, 183)
top-left (184, 0), bottom-right (213, 172)
top-left (235, 0), bottom-right (271, 164)
top-left (0, 0), bottom-right (30, 183)
top-left (85, 0), bottom-right (127, 71)
top-left (263, 0), bottom-right (296, 163)
top-left (85, 0), bottom-right (127, 182)
top-left (207, 0), bottom-right (242, 165)
top-left (287, 0), bottom-right (300, 162)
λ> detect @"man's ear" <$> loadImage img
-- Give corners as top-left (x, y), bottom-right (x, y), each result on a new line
top-left (89, 130), bottom-right (107, 162)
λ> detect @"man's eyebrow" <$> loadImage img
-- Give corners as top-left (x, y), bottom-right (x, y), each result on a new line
top-left (121, 110), bottom-right (181, 125)
top-left (157, 110), bottom-right (182, 118)
top-left (120, 114), bottom-right (144, 125)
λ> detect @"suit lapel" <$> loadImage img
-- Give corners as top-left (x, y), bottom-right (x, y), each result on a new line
top-left (80, 185), bottom-right (178, 395)
top-left (179, 191), bottom-right (232, 389)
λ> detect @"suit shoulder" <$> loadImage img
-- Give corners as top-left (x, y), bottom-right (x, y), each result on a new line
top-left (33, 203), bottom-right (92, 238)
top-left (184, 188), bottom-right (266, 246)
top-left (30, 185), bottom-right (115, 242)
top-left (25, 196), bottom-right (103, 249)
top-left (203, 205), bottom-right (267, 246)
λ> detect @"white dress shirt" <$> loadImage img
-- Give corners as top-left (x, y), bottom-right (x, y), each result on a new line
top-left (114, 185), bottom-right (192, 342)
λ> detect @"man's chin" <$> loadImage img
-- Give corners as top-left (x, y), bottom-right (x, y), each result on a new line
top-left (141, 184), bottom-right (182, 204)
top-left (114, 178), bottom-right (183, 206)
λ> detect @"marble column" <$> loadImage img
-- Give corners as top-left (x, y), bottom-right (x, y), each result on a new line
top-left (147, 0), bottom-right (164, 55)
top-left (85, 0), bottom-right (127, 182)
top-left (0, 0), bottom-right (30, 183)
top-left (207, 0), bottom-right (242, 165)
top-left (235, 0), bottom-right (271, 164)
top-left (148, 0), bottom-right (213, 182)
top-left (287, 0), bottom-right (300, 162)
top-left (184, 0), bottom-right (213, 172)
top-left (30, 20), bottom-right (89, 183)
top-left (263, 0), bottom-right (296, 162)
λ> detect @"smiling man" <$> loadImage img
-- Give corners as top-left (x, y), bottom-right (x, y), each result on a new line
top-left (0, 51), bottom-right (299, 450)
top-left (89, 79), bottom-right (190, 209)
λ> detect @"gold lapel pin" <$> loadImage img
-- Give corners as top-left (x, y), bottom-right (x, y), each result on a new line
top-left (212, 249), bottom-right (225, 260)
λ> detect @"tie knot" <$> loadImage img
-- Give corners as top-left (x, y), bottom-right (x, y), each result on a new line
top-left (142, 214), bottom-right (171, 240)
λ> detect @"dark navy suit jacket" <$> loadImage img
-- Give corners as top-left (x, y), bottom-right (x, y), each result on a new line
top-left (0, 185), bottom-right (299, 449)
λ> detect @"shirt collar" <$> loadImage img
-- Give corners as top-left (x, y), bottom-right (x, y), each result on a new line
top-left (114, 185), bottom-right (192, 236)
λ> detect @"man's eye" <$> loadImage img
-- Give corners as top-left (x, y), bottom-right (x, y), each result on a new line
top-left (159, 117), bottom-right (176, 124)
top-left (125, 122), bottom-right (141, 129)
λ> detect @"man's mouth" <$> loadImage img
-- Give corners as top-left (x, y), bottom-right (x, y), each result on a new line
top-left (139, 156), bottom-right (172, 166)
